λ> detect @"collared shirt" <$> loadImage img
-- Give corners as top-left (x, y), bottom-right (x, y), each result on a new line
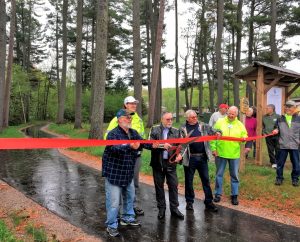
top-left (163, 127), bottom-right (169, 159)
top-left (102, 126), bottom-right (150, 187)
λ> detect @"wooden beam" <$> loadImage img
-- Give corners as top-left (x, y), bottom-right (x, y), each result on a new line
top-left (243, 74), bottom-right (278, 81)
top-left (246, 80), bottom-right (257, 92)
top-left (287, 82), bottom-right (300, 98)
top-left (256, 66), bottom-right (264, 165)
top-left (264, 76), bottom-right (283, 94)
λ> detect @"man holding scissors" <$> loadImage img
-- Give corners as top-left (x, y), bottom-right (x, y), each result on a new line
top-left (149, 111), bottom-right (184, 220)
top-left (180, 110), bottom-right (219, 212)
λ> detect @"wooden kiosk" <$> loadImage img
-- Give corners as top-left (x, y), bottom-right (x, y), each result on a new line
top-left (233, 61), bottom-right (300, 165)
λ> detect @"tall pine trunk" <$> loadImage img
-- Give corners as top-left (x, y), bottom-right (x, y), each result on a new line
top-left (3, 0), bottom-right (16, 127)
top-left (216, 0), bottom-right (224, 105)
top-left (57, 0), bottom-right (68, 124)
top-left (147, 0), bottom-right (165, 127)
top-left (0, 0), bottom-right (6, 130)
top-left (270, 0), bottom-right (279, 65)
top-left (175, 0), bottom-right (179, 122)
top-left (74, 0), bottom-right (83, 129)
top-left (133, 0), bottom-right (142, 116)
top-left (89, 0), bottom-right (108, 139)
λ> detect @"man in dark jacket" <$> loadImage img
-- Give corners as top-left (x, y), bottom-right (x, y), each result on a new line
top-left (149, 111), bottom-right (184, 220)
top-left (272, 100), bottom-right (300, 187)
top-left (263, 104), bottom-right (280, 168)
top-left (102, 109), bottom-right (157, 237)
top-left (180, 110), bottom-right (218, 212)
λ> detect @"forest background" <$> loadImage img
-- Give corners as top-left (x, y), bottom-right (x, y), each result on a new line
top-left (0, 0), bottom-right (299, 138)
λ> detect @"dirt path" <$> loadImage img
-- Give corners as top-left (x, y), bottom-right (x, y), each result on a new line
top-left (59, 148), bottom-right (300, 228)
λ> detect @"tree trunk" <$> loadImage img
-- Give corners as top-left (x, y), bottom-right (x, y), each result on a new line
top-left (147, 0), bottom-right (165, 127)
top-left (55, 9), bottom-right (61, 118)
top-left (190, 27), bottom-right (198, 111)
top-left (270, 0), bottom-right (279, 65)
top-left (57, 0), bottom-right (68, 124)
top-left (89, 0), bottom-right (108, 139)
top-left (233, 0), bottom-right (243, 106)
top-left (133, 0), bottom-right (142, 116)
top-left (184, 53), bottom-right (190, 110)
top-left (247, 0), bottom-right (255, 105)
top-left (216, 0), bottom-right (224, 105)
top-left (3, 0), bottom-right (16, 127)
top-left (0, 0), bottom-right (6, 130)
top-left (74, 0), bottom-right (83, 129)
top-left (175, 0), bottom-right (179, 122)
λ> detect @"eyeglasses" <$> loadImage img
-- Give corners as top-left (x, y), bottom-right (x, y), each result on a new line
top-left (189, 116), bottom-right (198, 119)
top-left (165, 118), bottom-right (173, 121)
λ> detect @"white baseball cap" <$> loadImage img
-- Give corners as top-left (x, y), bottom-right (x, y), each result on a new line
top-left (124, 96), bottom-right (139, 104)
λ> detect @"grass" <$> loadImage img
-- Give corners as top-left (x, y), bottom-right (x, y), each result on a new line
top-left (0, 220), bottom-right (18, 242)
top-left (25, 224), bottom-right (48, 242)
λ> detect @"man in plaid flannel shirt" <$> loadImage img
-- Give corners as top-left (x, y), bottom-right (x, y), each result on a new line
top-left (102, 109), bottom-right (158, 237)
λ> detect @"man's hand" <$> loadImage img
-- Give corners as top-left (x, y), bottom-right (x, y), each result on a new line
top-left (216, 132), bottom-right (222, 139)
top-left (174, 154), bottom-right (183, 163)
top-left (272, 129), bottom-right (279, 135)
top-left (152, 142), bottom-right (160, 148)
top-left (212, 151), bottom-right (218, 157)
top-left (130, 142), bottom-right (140, 150)
top-left (163, 143), bottom-right (172, 150)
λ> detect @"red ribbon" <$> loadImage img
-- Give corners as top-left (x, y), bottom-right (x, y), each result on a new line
top-left (0, 134), bottom-right (274, 150)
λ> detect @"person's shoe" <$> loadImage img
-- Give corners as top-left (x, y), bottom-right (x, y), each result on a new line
top-left (106, 227), bottom-right (120, 237)
top-left (275, 179), bottom-right (283, 186)
top-left (120, 219), bottom-right (141, 226)
top-left (213, 194), bottom-right (221, 203)
top-left (231, 195), bottom-right (239, 206)
top-left (271, 164), bottom-right (277, 169)
top-left (205, 202), bottom-right (218, 212)
top-left (157, 209), bottom-right (165, 220)
top-left (186, 202), bottom-right (194, 210)
top-left (134, 207), bottom-right (145, 216)
top-left (171, 209), bottom-right (184, 220)
top-left (292, 180), bottom-right (299, 187)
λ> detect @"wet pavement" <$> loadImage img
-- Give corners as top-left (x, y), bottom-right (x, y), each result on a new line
top-left (0, 126), bottom-right (299, 241)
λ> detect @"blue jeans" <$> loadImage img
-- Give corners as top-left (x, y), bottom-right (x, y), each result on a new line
top-left (215, 157), bottom-right (240, 196)
top-left (105, 179), bottom-right (135, 229)
top-left (184, 155), bottom-right (213, 204)
top-left (276, 149), bottom-right (300, 182)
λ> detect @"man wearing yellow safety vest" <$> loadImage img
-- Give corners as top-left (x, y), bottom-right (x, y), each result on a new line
top-left (105, 96), bottom-right (145, 216)
top-left (210, 106), bottom-right (248, 206)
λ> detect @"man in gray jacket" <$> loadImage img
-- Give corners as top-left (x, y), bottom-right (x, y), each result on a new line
top-left (180, 110), bottom-right (219, 212)
top-left (272, 100), bottom-right (300, 187)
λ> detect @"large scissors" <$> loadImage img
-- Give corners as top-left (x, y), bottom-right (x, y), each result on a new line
top-left (168, 130), bottom-right (199, 163)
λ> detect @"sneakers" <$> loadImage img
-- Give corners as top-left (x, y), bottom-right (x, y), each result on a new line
top-left (292, 180), bottom-right (299, 187)
top-left (186, 202), bottom-right (194, 210)
top-left (213, 194), bottom-right (221, 203)
top-left (271, 164), bottom-right (277, 169)
top-left (275, 179), bottom-right (283, 186)
top-left (106, 227), bottom-right (120, 237)
top-left (120, 219), bottom-right (141, 226)
top-left (134, 207), bottom-right (145, 216)
top-left (231, 195), bottom-right (239, 205)
top-left (205, 202), bottom-right (218, 212)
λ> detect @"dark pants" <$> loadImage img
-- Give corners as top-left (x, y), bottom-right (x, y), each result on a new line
top-left (265, 136), bottom-right (279, 164)
top-left (184, 155), bottom-right (213, 205)
top-left (276, 149), bottom-right (300, 182)
top-left (152, 161), bottom-right (179, 211)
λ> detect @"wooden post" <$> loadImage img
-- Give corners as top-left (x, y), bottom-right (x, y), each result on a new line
top-left (255, 66), bottom-right (265, 165)
top-left (239, 113), bottom-right (246, 172)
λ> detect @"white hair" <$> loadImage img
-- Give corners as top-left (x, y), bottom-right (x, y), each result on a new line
top-left (228, 106), bottom-right (239, 115)
top-left (185, 109), bottom-right (197, 118)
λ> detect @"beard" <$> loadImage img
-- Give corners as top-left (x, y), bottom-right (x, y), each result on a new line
top-left (119, 121), bottom-right (132, 129)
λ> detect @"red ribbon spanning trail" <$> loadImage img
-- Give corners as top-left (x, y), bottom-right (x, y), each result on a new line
top-left (0, 134), bottom-right (274, 150)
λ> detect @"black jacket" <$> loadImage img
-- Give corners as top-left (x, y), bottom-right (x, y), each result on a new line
top-left (148, 124), bottom-right (181, 169)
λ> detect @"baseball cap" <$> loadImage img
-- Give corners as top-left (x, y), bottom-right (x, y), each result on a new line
top-left (219, 103), bottom-right (229, 109)
top-left (116, 109), bottom-right (134, 119)
top-left (285, 100), bottom-right (296, 107)
top-left (124, 96), bottom-right (139, 105)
